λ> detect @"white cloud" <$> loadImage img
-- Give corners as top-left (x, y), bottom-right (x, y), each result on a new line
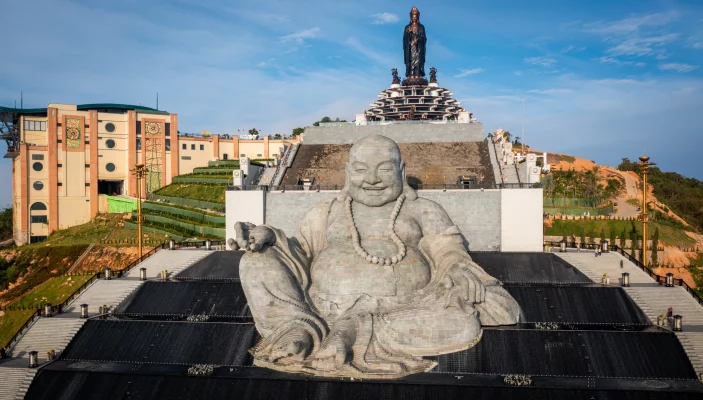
top-left (528, 88), bottom-right (574, 95)
top-left (606, 33), bottom-right (679, 57)
top-left (598, 57), bottom-right (646, 67)
top-left (561, 45), bottom-right (586, 53)
top-left (257, 58), bottom-right (275, 67)
top-left (524, 56), bottom-right (557, 67)
top-left (514, 70), bottom-right (523, 76)
top-left (454, 68), bottom-right (484, 78)
top-left (688, 37), bottom-right (703, 49)
top-left (659, 63), bottom-right (699, 73)
top-left (345, 37), bottom-right (393, 65)
top-left (370, 12), bottom-right (399, 24)
top-left (279, 27), bottom-right (320, 45)
top-left (585, 11), bottom-right (679, 35)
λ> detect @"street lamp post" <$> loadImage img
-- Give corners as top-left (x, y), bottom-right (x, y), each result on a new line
top-left (639, 156), bottom-right (654, 267)
top-left (131, 164), bottom-right (148, 260)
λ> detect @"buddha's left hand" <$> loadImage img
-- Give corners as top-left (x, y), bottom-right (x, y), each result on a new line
top-left (442, 264), bottom-right (486, 311)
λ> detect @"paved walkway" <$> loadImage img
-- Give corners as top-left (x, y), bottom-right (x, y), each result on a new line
top-left (557, 251), bottom-right (703, 378)
top-left (0, 248), bottom-right (212, 399)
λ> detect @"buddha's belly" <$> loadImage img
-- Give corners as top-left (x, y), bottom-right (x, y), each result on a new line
top-left (310, 244), bottom-right (431, 300)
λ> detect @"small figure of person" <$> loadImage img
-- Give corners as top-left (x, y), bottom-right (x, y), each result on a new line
top-left (620, 259), bottom-right (624, 269)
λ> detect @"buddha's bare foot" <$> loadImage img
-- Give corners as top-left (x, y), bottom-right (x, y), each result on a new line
top-left (253, 326), bottom-right (314, 365)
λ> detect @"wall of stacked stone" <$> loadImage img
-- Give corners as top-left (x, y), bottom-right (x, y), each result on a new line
top-left (263, 189), bottom-right (501, 251)
top-left (302, 123), bottom-right (485, 145)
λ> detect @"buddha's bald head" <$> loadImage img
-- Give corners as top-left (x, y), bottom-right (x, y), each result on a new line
top-left (346, 135), bottom-right (405, 206)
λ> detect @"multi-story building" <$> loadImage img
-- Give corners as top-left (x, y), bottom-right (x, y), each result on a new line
top-left (0, 103), bottom-right (298, 245)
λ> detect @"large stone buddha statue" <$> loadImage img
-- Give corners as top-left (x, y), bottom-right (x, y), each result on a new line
top-left (233, 135), bottom-right (520, 379)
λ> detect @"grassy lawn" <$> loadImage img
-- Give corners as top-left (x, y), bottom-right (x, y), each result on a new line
top-left (10, 275), bottom-right (94, 309)
top-left (153, 183), bottom-right (226, 204)
top-left (546, 219), bottom-right (696, 247)
top-left (627, 198), bottom-right (640, 207)
top-left (0, 309), bottom-right (36, 348)
top-left (23, 214), bottom-right (162, 248)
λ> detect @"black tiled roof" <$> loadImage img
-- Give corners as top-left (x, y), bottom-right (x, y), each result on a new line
top-left (505, 285), bottom-right (649, 326)
top-left (25, 251), bottom-right (703, 398)
top-left (25, 369), bottom-right (703, 400)
top-left (469, 252), bottom-right (592, 284)
top-left (175, 251), bottom-right (243, 281)
top-left (62, 320), bottom-right (257, 366)
top-left (114, 281), bottom-right (251, 321)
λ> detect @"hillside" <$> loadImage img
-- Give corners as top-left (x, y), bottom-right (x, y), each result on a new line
top-left (543, 151), bottom-right (703, 289)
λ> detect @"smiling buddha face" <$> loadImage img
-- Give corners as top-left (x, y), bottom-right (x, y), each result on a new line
top-left (345, 135), bottom-right (405, 207)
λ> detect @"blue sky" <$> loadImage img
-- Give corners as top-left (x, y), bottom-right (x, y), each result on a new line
top-left (2, 0), bottom-right (703, 206)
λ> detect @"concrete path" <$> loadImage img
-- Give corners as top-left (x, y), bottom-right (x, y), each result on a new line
top-left (614, 197), bottom-right (639, 218)
top-left (557, 250), bottom-right (703, 378)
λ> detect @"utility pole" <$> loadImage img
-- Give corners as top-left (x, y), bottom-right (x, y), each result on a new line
top-left (131, 164), bottom-right (148, 259)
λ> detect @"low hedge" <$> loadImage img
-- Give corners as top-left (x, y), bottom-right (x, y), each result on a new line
top-left (137, 214), bottom-right (225, 238)
top-left (136, 207), bottom-right (225, 228)
top-left (143, 201), bottom-right (224, 218)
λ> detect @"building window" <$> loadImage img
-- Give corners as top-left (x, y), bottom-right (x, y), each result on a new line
top-left (191, 144), bottom-right (195, 150)
top-left (31, 215), bottom-right (48, 224)
top-left (24, 120), bottom-right (46, 131)
top-left (85, 183), bottom-right (90, 187)
top-left (57, 163), bottom-right (62, 168)
top-left (105, 139), bottom-right (116, 148)
top-left (199, 144), bottom-right (204, 151)
top-left (33, 181), bottom-right (44, 191)
top-left (30, 202), bottom-right (47, 211)
top-left (105, 122), bottom-right (116, 132)
top-left (165, 122), bottom-right (171, 137)
top-left (31, 154), bottom-right (44, 160)
top-left (136, 138), bottom-right (141, 151)
top-left (223, 154), bottom-right (229, 160)
top-left (106, 163), bottom-right (116, 172)
top-left (182, 143), bottom-right (187, 150)
top-left (165, 139), bottom-right (171, 151)
top-left (240, 154), bottom-right (245, 157)
top-left (181, 156), bottom-right (191, 160)
top-left (30, 235), bottom-right (47, 244)
top-left (257, 154), bottom-right (262, 157)
top-left (32, 162), bottom-right (43, 172)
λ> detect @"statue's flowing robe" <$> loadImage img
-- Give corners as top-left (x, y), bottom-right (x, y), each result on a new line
top-left (403, 23), bottom-right (426, 77)
top-left (244, 197), bottom-right (520, 360)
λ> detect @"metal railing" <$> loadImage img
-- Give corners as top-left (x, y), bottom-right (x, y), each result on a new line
top-left (0, 243), bottom-right (164, 358)
top-left (318, 120), bottom-right (476, 127)
top-left (546, 241), bottom-right (703, 307)
top-left (227, 182), bottom-right (540, 192)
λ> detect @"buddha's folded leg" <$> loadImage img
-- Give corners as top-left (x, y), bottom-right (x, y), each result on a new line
top-left (374, 305), bottom-right (482, 357)
top-left (239, 247), bottom-right (327, 362)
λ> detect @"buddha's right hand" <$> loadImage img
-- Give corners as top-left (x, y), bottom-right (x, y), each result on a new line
top-left (233, 222), bottom-right (276, 252)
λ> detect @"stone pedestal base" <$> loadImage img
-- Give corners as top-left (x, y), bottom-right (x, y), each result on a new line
top-left (401, 76), bottom-right (428, 86)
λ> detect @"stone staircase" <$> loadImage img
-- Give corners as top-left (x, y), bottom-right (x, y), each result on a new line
top-left (556, 250), bottom-right (703, 378)
top-left (58, 279), bottom-right (142, 316)
top-left (0, 368), bottom-right (36, 400)
top-left (0, 248), bottom-right (215, 397)
top-left (7, 318), bottom-right (85, 361)
top-left (488, 139), bottom-right (519, 184)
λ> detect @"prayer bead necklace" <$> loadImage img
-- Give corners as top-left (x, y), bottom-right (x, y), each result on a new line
top-left (345, 194), bottom-right (407, 266)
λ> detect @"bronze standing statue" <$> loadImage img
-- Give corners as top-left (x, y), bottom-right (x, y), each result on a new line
top-left (403, 6), bottom-right (426, 84)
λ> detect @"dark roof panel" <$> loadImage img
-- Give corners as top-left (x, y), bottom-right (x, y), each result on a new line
top-left (175, 251), bottom-right (243, 281)
top-left (62, 320), bottom-right (257, 366)
top-left (433, 330), bottom-right (696, 379)
top-left (114, 281), bottom-right (251, 321)
top-left (506, 285), bottom-right (650, 326)
top-left (469, 252), bottom-right (592, 284)
top-left (25, 370), bottom-right (703, 400)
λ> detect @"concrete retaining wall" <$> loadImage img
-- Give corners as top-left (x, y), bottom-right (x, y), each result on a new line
top-left (302, 123), bottom-right (485, 145)
top-left (226, 188), bottom-right (542, 252)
